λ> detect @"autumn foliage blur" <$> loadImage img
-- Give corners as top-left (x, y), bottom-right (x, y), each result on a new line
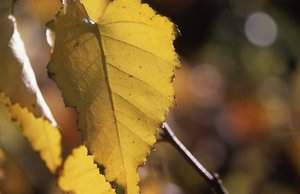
top-left (1, 0), bottom-right (300, 194)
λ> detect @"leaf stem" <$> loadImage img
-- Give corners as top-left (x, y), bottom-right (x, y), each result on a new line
top-left (161, 122), bottom-right (229, 194)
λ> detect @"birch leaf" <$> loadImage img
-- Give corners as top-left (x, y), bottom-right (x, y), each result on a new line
top-left (48, 0), bottom-right (178, 192)
top-left (80, 0), bottom-right (109, 21)
top-left (0, 93), bottom-right (62, 173)
top-left (58, 145), bottom-right (115, 194)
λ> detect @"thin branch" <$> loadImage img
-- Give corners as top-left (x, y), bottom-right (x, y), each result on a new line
top-left (160, 122), bottom-right (229, 194)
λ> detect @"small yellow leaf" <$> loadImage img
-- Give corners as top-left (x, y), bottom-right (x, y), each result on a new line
top-left (58, 145), bottom-right (115, 194)
top-left (49, 0), bottom-right (178, 193)
top-left (0, 93), bottom-right (62, 173)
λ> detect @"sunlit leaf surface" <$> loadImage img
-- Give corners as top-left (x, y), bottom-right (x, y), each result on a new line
top-left (49, 0), bottom-right (178, 192)
top-left (58, 145), bottom-right (115, 194)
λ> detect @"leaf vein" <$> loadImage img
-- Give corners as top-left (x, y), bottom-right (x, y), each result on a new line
top-left (95, 32), bottom-right (128, 187)
top-left (117, 119), bottom-right (152, 147)
top-left (101, 33), bottom-right (173, 64)
top-left (111, 90), bottom-right (158, 123)
top-left (100, 20), bottom-right (168, 32)
top-left (106, 62), bottom-right (172, 101)
top-left (73, 54), bottom-right (101, 85)
top-left (67, 34), bottom-right (96, 56)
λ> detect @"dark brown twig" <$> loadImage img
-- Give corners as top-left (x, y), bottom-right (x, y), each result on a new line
top-left (160, 122), bottom-right (229, 194)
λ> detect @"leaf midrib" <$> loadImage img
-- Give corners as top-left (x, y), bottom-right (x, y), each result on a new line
top-left (94, 23), bottom-right (128, 186)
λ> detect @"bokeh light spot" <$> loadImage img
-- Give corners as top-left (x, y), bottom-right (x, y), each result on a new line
top-left (245, 12), bottom-right (277, 47)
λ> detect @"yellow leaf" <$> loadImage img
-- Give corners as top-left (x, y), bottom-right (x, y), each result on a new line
top-left (49, 0), bottom-right (178, 192)
top-left (80, 0), bottom-right (110, 21)
top-left (0, 93), bottom-right (62, 173)
top-left (58, 145), bottom-right (115, 194)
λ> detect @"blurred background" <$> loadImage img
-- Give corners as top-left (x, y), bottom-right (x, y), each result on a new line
top-left (1, 0), bottom-right (300, 193)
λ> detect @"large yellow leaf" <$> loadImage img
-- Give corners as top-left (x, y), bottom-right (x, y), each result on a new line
top-left (0, 93), bottom-right (62, 173)
top-left (58, 145), bottom-right (115, 194)
top-left (48, 0), bottom-right (178, 192)
top-left (80, 0), bottom-right (110, 21)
